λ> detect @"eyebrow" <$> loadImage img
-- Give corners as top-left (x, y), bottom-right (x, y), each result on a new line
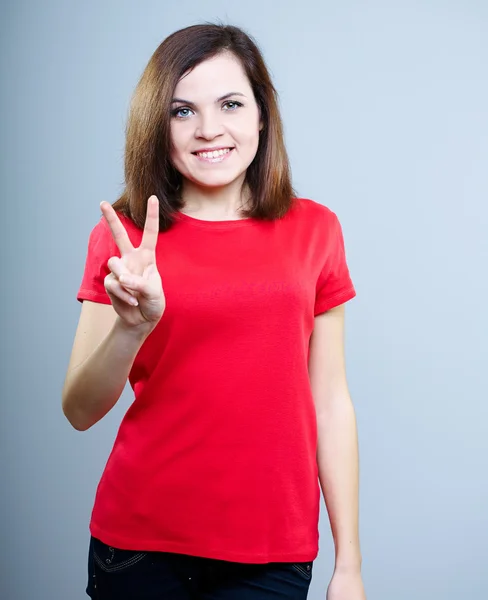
top-left (171, 92), bottom-right (247, 105)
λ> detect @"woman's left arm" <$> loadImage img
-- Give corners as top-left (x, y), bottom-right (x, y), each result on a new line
top-left (309, 303), bottom-right (366, 599)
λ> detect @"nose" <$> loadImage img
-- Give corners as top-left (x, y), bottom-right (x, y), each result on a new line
top-left (194, 110), bottom-right (225, 140)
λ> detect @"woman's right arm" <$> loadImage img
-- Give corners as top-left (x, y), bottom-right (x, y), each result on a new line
top-left (62, 301), bottom-right (154, 431)
top-left (63, 196), bottom-right (164, 430)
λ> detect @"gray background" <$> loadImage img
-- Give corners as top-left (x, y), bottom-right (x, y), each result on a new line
top-left (1, 1), bottom-right (487, 598)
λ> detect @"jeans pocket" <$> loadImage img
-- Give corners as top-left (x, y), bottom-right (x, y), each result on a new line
top-left (291, 561), bottom-right (313, 580)
top-left (92, 536), bottom-right (148, 573)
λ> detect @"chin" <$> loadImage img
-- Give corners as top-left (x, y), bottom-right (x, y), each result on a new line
top-left (189, 173), bottom-right (244, 189)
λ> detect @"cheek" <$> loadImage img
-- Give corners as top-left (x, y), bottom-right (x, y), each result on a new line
top-left (170, 123), bottom-right (190, 151)
top-left (169, 128), bottom-right (190, 169)
top-left (235, 118), bottom-right (261, 150)
top-left (247, 128), bottom-right (262, 158)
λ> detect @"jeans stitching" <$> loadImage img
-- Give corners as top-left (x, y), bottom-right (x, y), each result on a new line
top-left (94, 550), bottom-right (148, 573)
top-left (291, 563), bottom-right (312, 579)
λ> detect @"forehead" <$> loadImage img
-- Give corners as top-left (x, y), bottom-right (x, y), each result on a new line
top-left (174, 53), bottom-right (253, 100)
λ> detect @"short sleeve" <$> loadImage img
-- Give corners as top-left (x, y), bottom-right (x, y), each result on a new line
top-left (314, 211), bottom-right (356, 316)
top-left (77, 217), bottom-right (120, 304)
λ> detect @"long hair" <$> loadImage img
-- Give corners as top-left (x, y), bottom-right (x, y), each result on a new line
top-left (112, 23), bottom-right (295, 231)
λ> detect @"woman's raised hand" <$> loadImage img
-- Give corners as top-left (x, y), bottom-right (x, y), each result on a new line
top-left (101, 195), bottom-right (166, 329)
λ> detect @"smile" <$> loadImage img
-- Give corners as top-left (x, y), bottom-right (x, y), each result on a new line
top-left (193, 148), bottom-right (234, 163)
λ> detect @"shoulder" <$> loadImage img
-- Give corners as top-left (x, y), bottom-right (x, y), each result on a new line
top-left (291, 197), bottom-right (339, 227)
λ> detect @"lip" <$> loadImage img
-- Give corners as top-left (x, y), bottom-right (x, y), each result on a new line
top-left (193, 147), bottom-right (234, 164)
top-left (192, 146), bottom-right (234, 154)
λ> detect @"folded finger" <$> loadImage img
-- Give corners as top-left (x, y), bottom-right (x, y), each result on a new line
top-left (107, 256), bottom-right (131, 279)
top-left (118, 273), bottom-right (158, 299)
top-left (104, 274), bottom-right (139, 306)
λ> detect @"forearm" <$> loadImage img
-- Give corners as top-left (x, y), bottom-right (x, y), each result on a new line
top-left (62, 319), bottom-right (152, 431)
top-left (317, 396), bottom-right (362, 570)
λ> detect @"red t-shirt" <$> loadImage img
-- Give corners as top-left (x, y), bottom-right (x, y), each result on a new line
top-left (77, 197), bottom-right (356, 563)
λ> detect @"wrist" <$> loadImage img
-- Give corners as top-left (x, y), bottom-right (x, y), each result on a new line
top-left (334, 543), bottom-right (362, 573)
top-left (113, 316), bottom-right (156, 342)
top-left (334, 555), bottom-right (362, 574)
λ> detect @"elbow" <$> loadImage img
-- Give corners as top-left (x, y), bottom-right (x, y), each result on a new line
top-left (61, 390), bottom-right (92, 432)
top-left (70, 418), bottom-right (91, 433)
top-left (70, 421), bottom-right (90, 432)
top-left (62, 404), bottom-right (89, 432)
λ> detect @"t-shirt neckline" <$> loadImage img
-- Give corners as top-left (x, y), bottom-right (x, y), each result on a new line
top-left (175, 211), bottom-right (254, 229)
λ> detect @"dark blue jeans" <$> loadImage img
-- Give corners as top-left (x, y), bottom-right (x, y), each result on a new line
top-left (87, 536), bottom-right (313, 599)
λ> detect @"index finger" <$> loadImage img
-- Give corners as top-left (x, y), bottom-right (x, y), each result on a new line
top-left (140, 195), bottom-right (160, 252)
top-left (100, 201), bottom-right (134, 255)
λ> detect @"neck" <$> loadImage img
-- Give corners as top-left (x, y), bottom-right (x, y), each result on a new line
top-left (180, 176), bottom-right (251, 219)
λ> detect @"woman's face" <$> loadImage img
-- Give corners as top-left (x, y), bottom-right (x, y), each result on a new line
top-left (170, 52), bottom-right (262, 191)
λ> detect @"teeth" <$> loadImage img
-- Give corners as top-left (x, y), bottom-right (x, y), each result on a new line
top-left (197, 148), bottom-right (231, 158)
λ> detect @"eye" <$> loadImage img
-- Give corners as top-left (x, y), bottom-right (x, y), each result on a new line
top-left (223, 101), bottom-right (243, 111)
top-left (172, 107), bottom-right (194, 119)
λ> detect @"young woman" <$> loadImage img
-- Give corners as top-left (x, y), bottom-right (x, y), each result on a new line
top-left (62, 23), bottom-right (366, 600)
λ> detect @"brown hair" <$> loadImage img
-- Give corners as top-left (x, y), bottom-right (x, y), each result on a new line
top-left (111, 23), bottom-right (295, 231)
